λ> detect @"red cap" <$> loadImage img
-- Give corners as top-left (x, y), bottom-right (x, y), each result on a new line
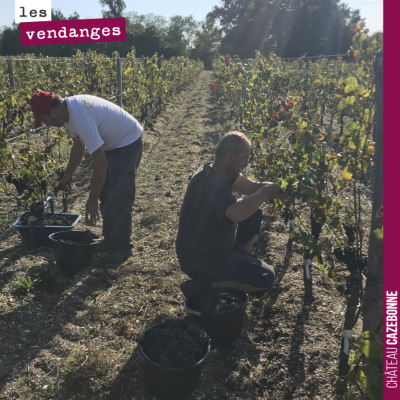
top-left (29, 92), bottom-right (55, 128)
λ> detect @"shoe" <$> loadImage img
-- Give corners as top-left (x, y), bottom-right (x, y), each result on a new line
top-left (180, 280), bottom-right (213, 298)
top-left (95, 238), bottom-right (113, 253)
top-left (99, 242), bottom-right (133, 263)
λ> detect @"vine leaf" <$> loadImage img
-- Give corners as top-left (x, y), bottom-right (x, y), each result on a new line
top-left (341, 168), bottom-right (353, 181)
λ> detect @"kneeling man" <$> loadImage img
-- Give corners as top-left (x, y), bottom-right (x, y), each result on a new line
top-left (176, 131), bottom-right (285, 297)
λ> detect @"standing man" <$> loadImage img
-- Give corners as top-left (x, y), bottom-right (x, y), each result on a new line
top-left (176, 131), bottom-right (285, 297)
top-left (29, 91), bottom-right (144, 260)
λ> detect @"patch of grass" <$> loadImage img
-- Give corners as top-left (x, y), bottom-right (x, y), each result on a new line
top-left (14, 276), bottom-right (35, 295)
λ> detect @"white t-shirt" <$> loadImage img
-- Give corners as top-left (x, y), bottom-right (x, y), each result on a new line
top-left (64, 95), bottom-right (143, 155)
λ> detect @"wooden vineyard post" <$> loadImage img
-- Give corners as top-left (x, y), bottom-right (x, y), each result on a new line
top-left (7, 58), bottom-right (16, 90)
top-left (362, 51), bottom-right (383, 333)
top-left (117, 58), bottom-right (122, 108)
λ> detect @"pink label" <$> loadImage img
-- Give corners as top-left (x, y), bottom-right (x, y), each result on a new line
top-left (20, 18), bottom-right (126, 46)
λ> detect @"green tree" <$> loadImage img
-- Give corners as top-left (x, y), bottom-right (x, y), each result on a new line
top-left (207, 0), bottom-right (363, 58)
top-left (124, 12), bottom-right (169, 57)
top-left (166, 16), bottom-right (200, 57)
top-left (191, 24), bottom-right (222, 69)
top-left (99, 0), bottom-right (126, 18)
top-left (124, 12), bottom-right (201, 58)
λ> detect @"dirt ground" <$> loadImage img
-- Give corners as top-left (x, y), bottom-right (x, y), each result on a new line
top-left (0, 71), bottom-right (363, 400)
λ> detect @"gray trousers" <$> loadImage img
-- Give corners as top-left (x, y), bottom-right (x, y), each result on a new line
top-left (99, 137), bottom-right (143, 245)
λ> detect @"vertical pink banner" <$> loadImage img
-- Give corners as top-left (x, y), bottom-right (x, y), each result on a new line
top-left (384, 0), bottom-right (399, 399)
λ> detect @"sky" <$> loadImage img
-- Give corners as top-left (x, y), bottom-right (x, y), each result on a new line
top-left (1, 0), bottom-right (383, 34)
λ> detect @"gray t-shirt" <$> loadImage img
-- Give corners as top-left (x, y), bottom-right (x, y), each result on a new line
top-left (176, 164), bottom-right (237, 264)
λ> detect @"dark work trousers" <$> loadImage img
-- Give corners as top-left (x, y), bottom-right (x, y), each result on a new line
top-left (99, 137), bottom-right (144, 245)
top-left (179, 209), bottom-right (274, 289)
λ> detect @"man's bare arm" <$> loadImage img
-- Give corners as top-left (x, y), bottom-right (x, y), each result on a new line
top-left (63, 137), bottom-right (85, 182)
top-left (225, 183), bottom-right (284, 222)
top-left (85, 146), bottom-right (108, 224)
top-left (231, 174), bottom-right (273, 196)
top-left (88, 146), bottom-right (108, 201)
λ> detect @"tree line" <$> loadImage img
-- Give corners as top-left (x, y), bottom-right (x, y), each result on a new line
top-left (0, 0), bottom-right (381, 68)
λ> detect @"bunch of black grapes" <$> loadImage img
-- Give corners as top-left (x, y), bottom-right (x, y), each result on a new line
top-left (5, 174), bottom-right (29, 195)
top-left (311, 218), bottom-right (323, 240)
top-left (333, 246), bottom-right (368, 272)
top-left (5, 174), bottom-right (47, 196)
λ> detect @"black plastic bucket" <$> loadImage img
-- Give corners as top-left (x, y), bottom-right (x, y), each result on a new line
top-left (139, 318), bottom-right (211, 399)
top-left (48, 231), bottom-right (99, 278)
top-left (185, 287), bottom-right (249, 345)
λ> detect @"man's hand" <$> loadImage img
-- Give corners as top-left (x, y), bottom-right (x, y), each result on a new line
top-left (55, 176), bottom-right (72, 191)
top-left (85, 197), bottom-right (99, 225)
top-left (88, 146), bottom-right (108, 202)
top-left (226, 182), bottom-right (285, 223)
top-left (53, 176), bottom-right (72, 196)
top-left (55, 137), bottom-right (85, 192)
top-left (261, 183), bottom-right (286, 202)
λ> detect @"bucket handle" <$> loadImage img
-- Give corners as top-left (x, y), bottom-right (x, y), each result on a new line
top-left (185, 308), bottom-right (203, 317)
top-left (43, 197), bottom-right (54, 215)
